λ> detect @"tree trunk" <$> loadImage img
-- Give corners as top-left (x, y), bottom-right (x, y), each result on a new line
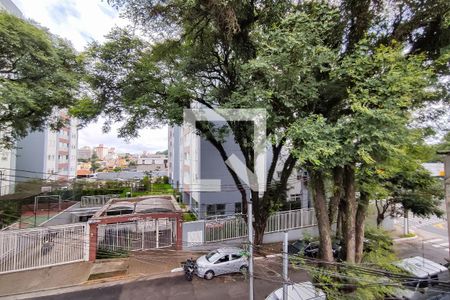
top-left (328, 166), bottom-right (344, 228)
top-left (253, 216), bottom-right (267, 246)
top-left (336, 200), bottom-right (344, 239)
top-left (375, 199), bottom-right (389, 228)
top-left (376, 213), bottom-right (385, 227)
top-left (310, 170), bottom-right (334, 262)
top-left (342, 165), bottom-right (356, 263)
top-left (355, 191), bottom-right (369, 263)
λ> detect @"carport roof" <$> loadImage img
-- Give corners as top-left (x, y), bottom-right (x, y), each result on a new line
top-left (92, 195), bottom-right (181, 218)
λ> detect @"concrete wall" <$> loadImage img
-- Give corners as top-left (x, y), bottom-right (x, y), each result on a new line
top-left (0, 261), bottom-right (93, 296)
top-left (263, 226), bottom-right (320, 244)
top-left (182, 226), bottom-right (321, 251)
top-left (182, 220), bottom-right (205, 247)
top-left (96, 170), bottom-right (168, 180)
top-left (16, 131), bottom-right (46, 181)
top-left (40, 202), bottom-right (81, 226)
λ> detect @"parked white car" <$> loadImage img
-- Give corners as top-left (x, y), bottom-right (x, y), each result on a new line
top-left (196, 247), bottom-right (248, 280)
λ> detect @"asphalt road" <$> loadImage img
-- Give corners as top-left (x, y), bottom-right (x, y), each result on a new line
top-left (396, 214), bottom-right (449, 264)
top-left (27, 258), bottom-right (310, 300)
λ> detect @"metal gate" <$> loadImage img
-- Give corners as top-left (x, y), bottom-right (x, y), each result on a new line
top-left (0, 223), bottom-right (87, 274)
top-left (97, 218), bottom-right (177, 252)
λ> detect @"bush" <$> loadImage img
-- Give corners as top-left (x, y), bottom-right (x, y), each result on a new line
top-left (183, 212), bottom-right (197, 222)
top-left (96, 247), bottom-right (129, 259)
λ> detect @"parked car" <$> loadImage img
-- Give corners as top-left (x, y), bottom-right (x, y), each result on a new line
top-left (195, 247), bottom-right (248, 280)
top-left (288, 239), bottom-right (343, 260)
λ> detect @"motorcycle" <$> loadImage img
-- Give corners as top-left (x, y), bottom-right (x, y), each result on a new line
top-left (183, 258), bottom-right (197, 281)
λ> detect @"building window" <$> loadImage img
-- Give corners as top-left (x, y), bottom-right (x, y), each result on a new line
top-left (206, 205), bottom-right (215, 216)
top-left (235, 202), bottom-right (242, 214)
top-left (216, 204), bottom-right (226, 215)
top-left (206, 204), bottom-right (226, 216)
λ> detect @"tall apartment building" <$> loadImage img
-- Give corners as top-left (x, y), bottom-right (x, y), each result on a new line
top-left (168, 125), bottom-right (310, 219)
top-left (16, 111), bottom-right (78, 181)
top-left (0, 0), bottom-right (23, 18)
top-left (93, 144), bottom-right (108, 160)
top-left (0, 142), bottom-right (16, 196)
top-left (0, 0), bottom-right (22, 195)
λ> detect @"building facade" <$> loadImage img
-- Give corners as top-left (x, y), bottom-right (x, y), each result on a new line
top-left (0, 0), bottom-right (23, 18)
top-left (16, 111), bottom-right (78, 181)
top-left (136, 154), bottom-right (168, 172)
top-left (168, 125), bottom-right (310, 219)
top-left (0, 145), bottom-right (16, 196)
top-left (93, 144), bottom-right (108, 160)
top-left (77, 146), bottom-right (92, 160)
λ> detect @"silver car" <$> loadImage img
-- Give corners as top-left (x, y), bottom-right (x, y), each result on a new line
top-left (196, 247), bottom-right (248, 280)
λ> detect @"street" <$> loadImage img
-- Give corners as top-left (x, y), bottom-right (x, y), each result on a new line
top-left (396, 214), bottom-right (449, 264)
top-left (22, 257), bottom-right (310, 300)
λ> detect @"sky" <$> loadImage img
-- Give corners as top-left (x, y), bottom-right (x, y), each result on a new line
top-left (13, 0), bottom-right (168, 154)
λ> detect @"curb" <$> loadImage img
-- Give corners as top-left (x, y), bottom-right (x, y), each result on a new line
top-left (393, 235), bottom-right (418, 242)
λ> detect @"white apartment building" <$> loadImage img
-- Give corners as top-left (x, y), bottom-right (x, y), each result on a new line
top-left (168, 125), bottom-right (310, 219)
top-left (16, 111), bottom-right (78, 181)
top-left (0, 144), bottom-right (16, 196)
top-left (0, 0), bottom-right (22, 18)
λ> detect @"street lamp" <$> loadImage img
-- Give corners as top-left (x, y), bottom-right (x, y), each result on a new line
top-left (437, 150), bottom-right (450, 261)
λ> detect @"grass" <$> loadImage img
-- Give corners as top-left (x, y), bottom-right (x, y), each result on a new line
top-left (119, 184), bottom-right (175, 197)
top-left (400, 233), bottom-right (416, 238)
top-left (183, 212), bottom-right (197, 222)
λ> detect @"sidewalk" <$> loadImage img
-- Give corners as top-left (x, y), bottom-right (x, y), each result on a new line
top-left (393, 224), bottom-right (449, 264)
top-left (3, 255), bottom-right (311, 300)
top-left (1, 270), bottom-right (183, 300)
top-left (0, 250), bottom-right (206, 298)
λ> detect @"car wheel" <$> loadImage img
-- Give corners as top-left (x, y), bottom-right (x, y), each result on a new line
top-left (240, 265), bottom-right (248, 275)
top-left (204, 270), bottom-right (214, 280)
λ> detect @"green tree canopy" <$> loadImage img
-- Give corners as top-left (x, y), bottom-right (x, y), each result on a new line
top-left (0, 12), bottom-right (83, 147)
top-left (72, 0), bottom-right (449, 259)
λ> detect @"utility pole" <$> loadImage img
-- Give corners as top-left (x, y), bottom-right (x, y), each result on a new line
top-left (247, 199), bottom-right (254, 300)
top-left (403, 209), bottom-right (409, 235)
top-left (437, 150), bottom-right (450, 259)
top-left (283, 231), bottom-right (289, 300)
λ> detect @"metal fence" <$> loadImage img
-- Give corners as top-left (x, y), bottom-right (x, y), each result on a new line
top-left (265, 208), bottom-right (316, 233)
top-left (80, 194), bottom-right (119, 207)
top-left (97, 218), bottom-right (177, 252)
top-left (204, 208), bottom-right (316, 243)
top-left (0, 223), bottom-right (87, 274)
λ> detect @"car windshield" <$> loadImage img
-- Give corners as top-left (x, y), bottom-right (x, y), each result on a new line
top-left (205, 250), bottom-right (221, 262)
